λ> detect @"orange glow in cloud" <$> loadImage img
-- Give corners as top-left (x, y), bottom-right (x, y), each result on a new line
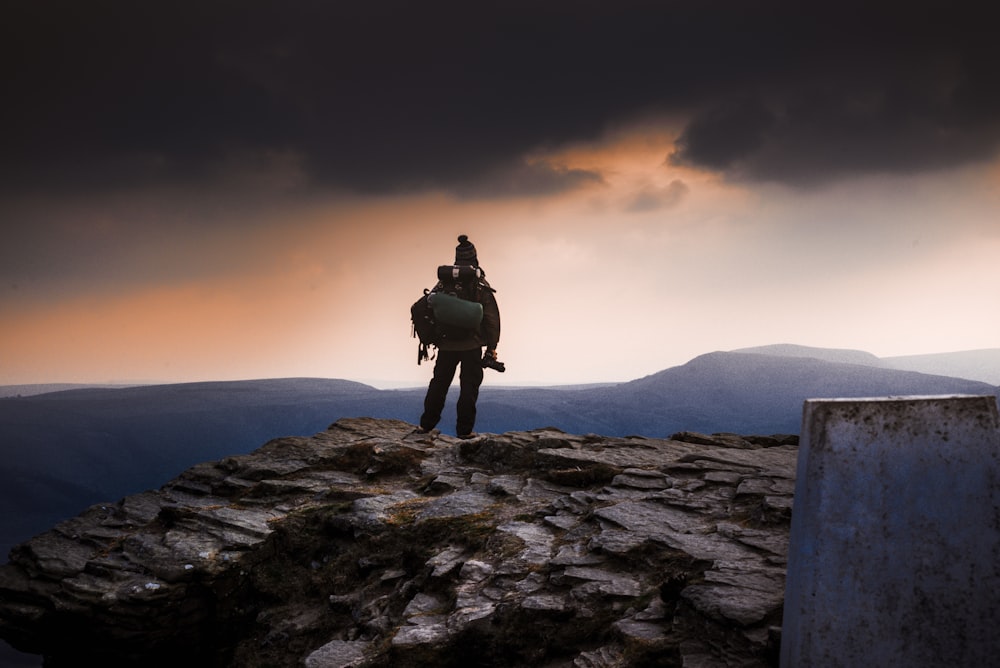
top-left (3, 126), bottom-right (1000, 386)
top-left (2, 276), bottom-right (328, 383)
top-left (0, 191), bottom-right (559, 385)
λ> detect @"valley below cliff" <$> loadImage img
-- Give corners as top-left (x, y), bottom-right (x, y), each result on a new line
top-left (0, 417), bottom-right (797, 667)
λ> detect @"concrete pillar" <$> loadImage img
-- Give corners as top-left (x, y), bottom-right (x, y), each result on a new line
top-left (781, 395), bottom-right (1000, 667)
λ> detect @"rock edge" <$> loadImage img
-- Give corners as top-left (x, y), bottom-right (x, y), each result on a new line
top-left (0, 417), bottom-right (797, 667)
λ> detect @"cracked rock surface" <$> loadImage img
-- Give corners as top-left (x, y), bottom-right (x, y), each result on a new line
top-left (0, 417), bottom-right (797, 667)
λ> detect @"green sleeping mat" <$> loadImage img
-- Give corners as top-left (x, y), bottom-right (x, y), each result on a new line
top-left (428, 292), bottom-right (483, 329)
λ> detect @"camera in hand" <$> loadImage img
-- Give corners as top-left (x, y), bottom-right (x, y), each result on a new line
top-left (482, 351), bottom-right (506, 373)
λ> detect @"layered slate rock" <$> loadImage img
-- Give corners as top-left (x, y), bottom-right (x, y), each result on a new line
top-left (0, 418), bottom-right (796, 667)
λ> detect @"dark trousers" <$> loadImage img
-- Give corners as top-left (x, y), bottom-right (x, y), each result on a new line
top-left (420, 348), bottom-right (484, 436)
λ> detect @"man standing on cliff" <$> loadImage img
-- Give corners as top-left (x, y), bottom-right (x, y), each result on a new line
top-left (418, 235), bottom-right (501, 438)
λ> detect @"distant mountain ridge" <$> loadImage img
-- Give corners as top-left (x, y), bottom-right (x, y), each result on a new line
top-left (731, 343), bottom-right (887, 367)
top-left (2, 345), bottom-right (997, 561)
top-left (732, 343), bottom-right (1000, 385)
top-left (600, 350), bottom-right (997, 436)
top-left (0, 383), bottom-right (140, 399)
top-left (882, 348), bottom-right (1000, 385)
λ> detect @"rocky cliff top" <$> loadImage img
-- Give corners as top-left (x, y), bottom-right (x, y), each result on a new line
top-left (0, 418), bottom-right (797, 667)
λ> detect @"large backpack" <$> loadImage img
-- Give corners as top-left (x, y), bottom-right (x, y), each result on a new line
top-left (410, 265), bottom-right (487, 364)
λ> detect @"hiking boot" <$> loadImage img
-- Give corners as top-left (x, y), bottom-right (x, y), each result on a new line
top-left (456, 432), bottom-right (477, 439)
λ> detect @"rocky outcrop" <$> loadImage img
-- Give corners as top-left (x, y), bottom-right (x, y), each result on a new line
top-left (0, 418), bottom-right (797, 667)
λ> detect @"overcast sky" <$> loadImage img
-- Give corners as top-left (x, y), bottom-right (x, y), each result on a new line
top-left (2, 0), bottom-right (999, 387)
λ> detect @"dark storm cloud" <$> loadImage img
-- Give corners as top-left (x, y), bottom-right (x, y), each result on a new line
top-left (3, 0), bottom-right (999, 196)
top-left (451, 162), bottom-right (604, 199)
top-left (669, 3), bottom-right (1000, 183)
top-left (670, 52), bottom-right (1000, 184)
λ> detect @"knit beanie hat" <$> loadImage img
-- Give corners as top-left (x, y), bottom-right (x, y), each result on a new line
top-left (455, 234), bottom-right (479, 266)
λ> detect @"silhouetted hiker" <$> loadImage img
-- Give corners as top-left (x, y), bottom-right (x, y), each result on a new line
top-left (415, 235), bottom-right (502, 438)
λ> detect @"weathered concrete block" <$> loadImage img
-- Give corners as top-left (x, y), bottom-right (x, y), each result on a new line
top-left (782, 395), bottom-right (1000, 667)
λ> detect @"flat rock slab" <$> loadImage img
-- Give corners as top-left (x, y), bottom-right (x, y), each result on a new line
top-left (0, 417), bottom-right (798, 667)
top-left (304, 639), bottom-right (370, 668)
